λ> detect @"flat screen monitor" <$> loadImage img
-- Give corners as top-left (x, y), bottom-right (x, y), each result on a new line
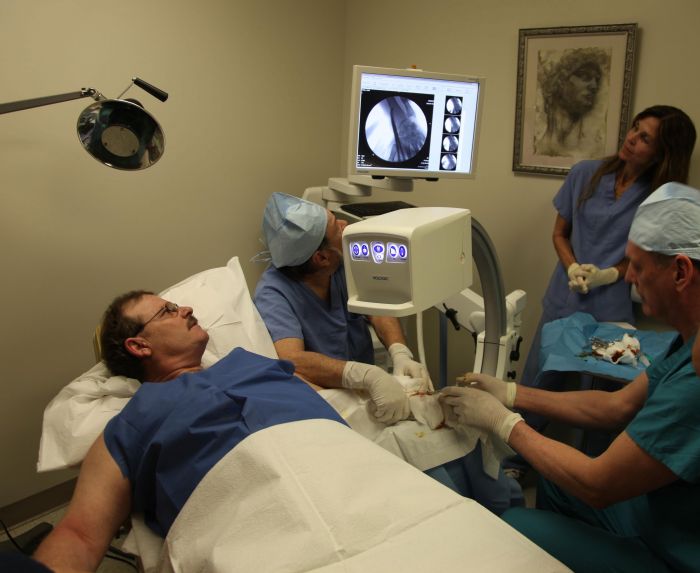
top-left (347, 65), bottom-right (483, 181)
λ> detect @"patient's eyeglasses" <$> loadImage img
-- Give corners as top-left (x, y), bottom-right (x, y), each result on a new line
top-left (139, 301), bottom-right (180, 332)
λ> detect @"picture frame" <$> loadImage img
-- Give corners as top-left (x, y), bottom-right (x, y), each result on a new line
top-left (513, 23), bottom-right (637, 176)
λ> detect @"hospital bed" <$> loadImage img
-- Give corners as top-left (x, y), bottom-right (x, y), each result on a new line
top-left (38, 256), bottom-right (570, 572)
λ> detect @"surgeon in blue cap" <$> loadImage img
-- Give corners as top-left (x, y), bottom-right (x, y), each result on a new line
top-left (254, 192), bottom-right (526, 514)
top-left (440, 182), bottom-right (700, 572)
top-left (254, 193), bottom-right (430, 425)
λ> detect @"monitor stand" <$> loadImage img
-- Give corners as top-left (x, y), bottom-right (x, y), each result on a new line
top-left (303, 176), bottom-right (414, 221)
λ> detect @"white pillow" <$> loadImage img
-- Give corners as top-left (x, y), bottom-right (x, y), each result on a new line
top-left (37, 256), bottom-right (276, 472)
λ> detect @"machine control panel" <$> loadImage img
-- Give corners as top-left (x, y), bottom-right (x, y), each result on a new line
top-left (349, 240), bottom-right (409, 264)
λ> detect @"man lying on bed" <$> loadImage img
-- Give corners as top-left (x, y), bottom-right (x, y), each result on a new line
top-left (33, 290), bottom-right (349, 571)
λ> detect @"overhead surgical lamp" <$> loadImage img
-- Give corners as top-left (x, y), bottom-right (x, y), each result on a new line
top-left (0, 77), bottom-right (168, 170)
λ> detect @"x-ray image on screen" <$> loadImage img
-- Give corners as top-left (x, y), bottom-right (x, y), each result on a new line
top-left (441, 154), bottom-right (457, 170)
top-left (440, 95), bottom-right (463, 172)
top-left (444, 116), bottom-right (461, 134)
top-left (443, 135), bottom-right (459, 152)
top-left (348, 66), bottom-right (483, 179)
top-left (356, 90), bottom-right (433, 170)
top-left (446, 97), bottom-right (463, 115)
top-left (365, 96), bottom-right (428, 163)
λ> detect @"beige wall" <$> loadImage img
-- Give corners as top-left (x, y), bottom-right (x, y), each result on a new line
top-left (2, 0), bottom-right (700, 508)
top-left (0, 0), bottom-right (347, 507)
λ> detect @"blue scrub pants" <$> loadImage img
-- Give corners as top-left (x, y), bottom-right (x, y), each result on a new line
top-left (424, 442), bottom-right (524, 515)
top-left (501, 477), bottom-right (670, 572)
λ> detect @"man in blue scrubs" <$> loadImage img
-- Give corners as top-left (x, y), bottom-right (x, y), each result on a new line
top-left (33, 290), bottom-right (348, 570)
top-left (254, 192), bottom-right (430, 425)
top-left (439, 182), bottom-right (700, 572)
top-left (253, 192), bottom-right (522, 514)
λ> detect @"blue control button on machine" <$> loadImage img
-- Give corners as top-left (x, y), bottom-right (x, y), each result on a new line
top-left (371, 241), bottom-right (385, 263)
top-left (350, 241), bottom-right (370, 261)
top-left (387, 242), bottom-right (408, 262)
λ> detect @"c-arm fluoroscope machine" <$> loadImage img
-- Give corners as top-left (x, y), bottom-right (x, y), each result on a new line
top-left (303, 65), bottom-right (525, 385)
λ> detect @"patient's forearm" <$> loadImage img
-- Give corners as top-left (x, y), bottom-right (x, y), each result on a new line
top-left (34, 435), bottom-right (132, 573)
top-left (34, 522), bottom-right (106, 572)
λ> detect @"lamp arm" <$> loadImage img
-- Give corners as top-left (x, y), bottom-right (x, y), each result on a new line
top-left (0, 88), bottom-right (103, 115)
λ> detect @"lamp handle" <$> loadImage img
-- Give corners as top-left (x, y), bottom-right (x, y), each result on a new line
top-left (132, 77), bottom-right (169, 102)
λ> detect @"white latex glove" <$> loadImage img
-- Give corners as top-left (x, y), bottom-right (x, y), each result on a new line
top-left (578, 264), bottom-right (619, 292)
top-left (567, 262), bottom-right (587, 293)
top-left (388, 343), bottom-right (434, 392)
top-left (439, 386), bottom-right (523, 443)
top-left (342, 361), bottom-right (410, 425)
top-left (456, 372), bottom-right (517, 408)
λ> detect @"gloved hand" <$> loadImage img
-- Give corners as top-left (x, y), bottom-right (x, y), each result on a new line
top-left (342, 361), bottom-right (411, 424)
top-left (567, 262), bottom-right (587, 293)
top-left (439, 386), bottom-right (523, 443)
top-left (455, 372), bottom-right (517, 408)
top-left (388, 343), bottom-right (434, 392)
top-left (578, 264), bottom-right (619, 293)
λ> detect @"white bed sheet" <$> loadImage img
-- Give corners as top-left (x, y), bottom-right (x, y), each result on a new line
top-left (160, 419), bottom-right (569, 573)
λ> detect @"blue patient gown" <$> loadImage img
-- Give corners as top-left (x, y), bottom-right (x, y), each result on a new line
top-left (503, 336), bottom-right (700, 572)
top-left (254, 264), bottom-right (521, 514)
top-left (104, 348), bottom-right (346, 537)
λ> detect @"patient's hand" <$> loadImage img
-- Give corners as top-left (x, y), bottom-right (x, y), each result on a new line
top-left (408, 393), bottom-right (444, 429)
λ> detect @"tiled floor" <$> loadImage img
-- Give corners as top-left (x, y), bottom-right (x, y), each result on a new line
top-left (1, 505), bottom-right (135, 572)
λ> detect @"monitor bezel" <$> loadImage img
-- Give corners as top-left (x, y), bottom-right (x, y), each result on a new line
top-left (347, 65), bottom-right (484, 181)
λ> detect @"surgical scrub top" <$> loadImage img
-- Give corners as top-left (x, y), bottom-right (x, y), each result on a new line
top-left (624, 335), bottom-right (700, 571)
top-left (103, 348), bottom-right (346, 538)
top-left (542, 159), bottom-right (651, 324)
top-left (254, 264), bottom-right (375, 364)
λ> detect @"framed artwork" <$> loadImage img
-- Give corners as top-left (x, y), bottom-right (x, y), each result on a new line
top-left (513, 23), bottom-right (637, 176)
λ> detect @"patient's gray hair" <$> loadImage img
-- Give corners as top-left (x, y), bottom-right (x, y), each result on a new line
top-left (100, 290), bottom-right (153, 381)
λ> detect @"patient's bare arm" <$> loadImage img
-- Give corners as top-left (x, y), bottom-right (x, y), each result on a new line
top-left (33, 434), bottom-right (131, 572)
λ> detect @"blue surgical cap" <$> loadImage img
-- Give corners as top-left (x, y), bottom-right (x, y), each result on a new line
top-left (262, 193), bottom-right (328, 268)
top-left (629, 182), bottom-right (700, 259)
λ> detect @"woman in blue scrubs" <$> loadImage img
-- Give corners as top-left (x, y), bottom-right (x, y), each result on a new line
top-left (513, 105), bottom-right (696, 464)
